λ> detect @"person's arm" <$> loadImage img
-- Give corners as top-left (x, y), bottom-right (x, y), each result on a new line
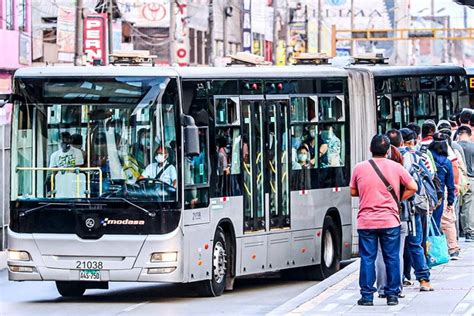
top-left (350, 187), bottom-right (359, 197)
top-left (445, 161), bottom-right (456, 206)
top-left (399, 166), bottom-right (417, 200)
top-left (349, 165), bottom-right (359, 197)
top-left (401, 180), bottom-right (417, 200)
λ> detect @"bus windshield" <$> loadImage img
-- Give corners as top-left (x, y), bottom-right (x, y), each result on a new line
top-left (11, 76), bottom-right (179, 203)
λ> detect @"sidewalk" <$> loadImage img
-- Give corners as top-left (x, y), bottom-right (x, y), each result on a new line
top-left (269, 240), bottom-right (474, 315)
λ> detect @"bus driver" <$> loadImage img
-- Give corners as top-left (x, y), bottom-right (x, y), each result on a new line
top-left (141, 146), bottom-right (177, 188)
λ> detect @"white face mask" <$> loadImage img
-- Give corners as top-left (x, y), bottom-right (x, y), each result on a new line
top-left (155, 154), bottom-right (165, 163)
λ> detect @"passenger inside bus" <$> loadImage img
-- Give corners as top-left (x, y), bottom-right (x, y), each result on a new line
top-left (141, 146), bottom-right (177, 188)
top-left (49, 132), bottom-right (84, 168)
top-left (132, 128), bottom-right (152, 169)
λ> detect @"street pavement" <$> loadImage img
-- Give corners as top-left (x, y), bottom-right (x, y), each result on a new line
top-left (269, 240), bottom-right (474, 316)
top-left (0, 271), bottom-right (315, 315)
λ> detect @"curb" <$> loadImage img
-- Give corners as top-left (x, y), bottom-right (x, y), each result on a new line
top-left (267, 259), bottom-right (360, 315)
top-left (0, 250), bottom-right (6, 270)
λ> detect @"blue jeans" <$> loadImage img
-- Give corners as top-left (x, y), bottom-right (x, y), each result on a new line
top-left (404, 214), bottom-right (430, 281)
top-left (358, 226), bottom-right (401, 300)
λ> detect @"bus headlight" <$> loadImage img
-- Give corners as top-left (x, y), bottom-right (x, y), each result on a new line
top-left (8, 250), bottom-right (31, 261)
top-left (150, 252), bottom-right (178, 262)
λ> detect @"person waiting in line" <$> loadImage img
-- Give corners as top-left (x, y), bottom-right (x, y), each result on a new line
top-left (49, 132), bottom-right (84, 168)
top-left (398, 128), bottom-right (433, 290)
top-left (350, 134), bottom-right (417, 307)
top-left (429, 133), bottom-right (455, 230)
top-left (141, 146), bottom-right (177, 188)
top-left (376, 129), bottom-right (408, 297)
top-left (457, 126), bottom-right (474, 242)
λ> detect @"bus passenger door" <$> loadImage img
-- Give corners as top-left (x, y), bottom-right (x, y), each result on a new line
top-left (265, 97), bottom-right (291, 230)
top-left (241, 97), bottom-right (267, 233)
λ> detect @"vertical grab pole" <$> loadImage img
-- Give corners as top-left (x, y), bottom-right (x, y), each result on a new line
top-left (2, 124), bottom-right (5, 250)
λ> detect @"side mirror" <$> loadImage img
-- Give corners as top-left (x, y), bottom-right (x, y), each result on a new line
top-left (182, 115), bottom-right (199, 157)
top-left (0, 94), bottom-right (11, 108)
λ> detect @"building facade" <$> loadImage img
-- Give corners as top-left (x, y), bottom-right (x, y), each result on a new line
top-left (0, 0), bottom-right (32, 94)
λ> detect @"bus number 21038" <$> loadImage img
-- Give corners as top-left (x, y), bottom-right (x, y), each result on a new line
top-left (76, 261), bottom-right (103, 269)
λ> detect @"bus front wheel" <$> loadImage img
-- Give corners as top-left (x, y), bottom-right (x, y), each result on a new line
top-left (56, 281), bottom-right (86, 297)
top-left (196, 227), bottom-right (228, 297)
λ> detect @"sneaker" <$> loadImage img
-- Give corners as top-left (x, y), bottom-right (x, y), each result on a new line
top-left (420, 280), bottom-right (434, 292)
top-left (379, 293), bottom-right (405, 299)
top-left (357, 298), bottom-right (374, 306)
top-left (387, 296), bottom-right (399, 306)
top-left (465, 235), bottom-right (473, 242)
top-left (450, 251), bottom-right (460, 260)
top-left (403, 280), bottom-right (414, 286)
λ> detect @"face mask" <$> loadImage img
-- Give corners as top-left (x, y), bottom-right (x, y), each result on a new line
top-left (298, 153), bottom-right (308, 162)
top-left (155, 154), bottom-right (165, 163)
top-left (141, 138), bottom-right (150, 147)
top-left (310, 130), bottom-right (316, 137)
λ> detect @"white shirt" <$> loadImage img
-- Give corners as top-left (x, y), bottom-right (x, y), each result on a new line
top-left (142, 162), bottom-right (177, 186)
top-left (49, 146), bottom-right (84, 168)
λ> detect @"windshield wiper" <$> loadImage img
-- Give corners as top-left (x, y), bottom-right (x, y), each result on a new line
top-left (105, 196), bottom-right (156, 217)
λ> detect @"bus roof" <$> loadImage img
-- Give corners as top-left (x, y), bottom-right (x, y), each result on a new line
top-left (14, 65), bottom-right (348, 80)
top-left (174, 65), bottom-right (348, 79)
top-left (14, 66), bottom-right (179, 78)
top-left (347, 65), bottom-right (466, 77)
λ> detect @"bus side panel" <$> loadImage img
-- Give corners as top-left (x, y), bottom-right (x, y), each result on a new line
top-left (267, 231), bottom-right (291, 270)
top-left (182, 219), bottom-right (214, 282)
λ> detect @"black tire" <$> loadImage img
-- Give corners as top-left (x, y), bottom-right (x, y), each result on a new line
top-left (314, 216), bottom-right (341, 279)
top-left (196, 227), bottom-right (228, 297)
top-left (56, 281), bottom-right (86, 297)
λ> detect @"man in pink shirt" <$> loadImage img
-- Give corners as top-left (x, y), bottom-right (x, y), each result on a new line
top-left (350, 135), bottom-right (417, 306)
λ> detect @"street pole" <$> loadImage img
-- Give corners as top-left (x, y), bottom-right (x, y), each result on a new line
top-left (169, 0), bottom-right (176, 65)
top-left (74, 0), bottom-right (83, 66)
top-left (207, 0), bottom-right (214, 65)
top-left (317, 0), bottom-right (322, 53)
top-left (107, 0), bottom-right (113, 60)
top-left (350, 0), bottom-right (354, 55)
top-left (223, 3), bottom-right (227, 57)
top-left (273, 0), bottom-right (278, 64)
top-left (1, 124), bottom-right (5, 250)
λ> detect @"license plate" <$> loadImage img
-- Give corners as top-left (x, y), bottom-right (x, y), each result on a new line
top-left (79, 269), bottom-right (101, 281)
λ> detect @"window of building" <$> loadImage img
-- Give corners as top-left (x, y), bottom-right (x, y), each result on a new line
top-left (6, 0), bottom-right (14, 30)
top-left (18, 0), bottom-right (27, 31)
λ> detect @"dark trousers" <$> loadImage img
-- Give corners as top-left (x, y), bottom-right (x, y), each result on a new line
top-left (403, 214), bottom-right (430, 281)
top-left (358, 226), bottom-right (401, 300)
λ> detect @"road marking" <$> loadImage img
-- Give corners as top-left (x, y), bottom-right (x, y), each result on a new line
top-left (321, 303), bottom-right (339, 312)
top-left (291, 271), bottom-right (358, 314)
top-left (453, 303), bottom-right (469, 313)
top-left (337, 293), bottom-right (355, 300)
top-left (121, 301), bottom-right (150, 313)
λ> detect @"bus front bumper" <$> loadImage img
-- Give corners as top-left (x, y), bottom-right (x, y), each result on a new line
top-left (7, 229), bottom-right (185, 283)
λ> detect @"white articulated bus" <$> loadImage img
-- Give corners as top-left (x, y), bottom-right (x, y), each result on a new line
top-left (7, 63), bottom-right (465, 298)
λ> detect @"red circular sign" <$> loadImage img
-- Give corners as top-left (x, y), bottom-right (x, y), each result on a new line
top-left (177, 48), bottom-right (187, 58)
